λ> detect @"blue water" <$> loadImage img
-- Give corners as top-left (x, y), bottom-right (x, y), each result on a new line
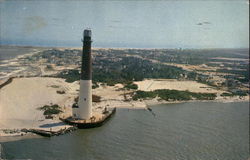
top-left (1, 102), bottom-right (249, 160)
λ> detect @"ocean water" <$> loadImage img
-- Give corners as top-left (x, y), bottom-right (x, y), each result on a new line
top-left (1, 102), bottom-right (249, 160)
top-left (0, 46), bottom-right (38, 63)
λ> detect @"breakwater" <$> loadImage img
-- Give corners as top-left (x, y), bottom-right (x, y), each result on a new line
top-left (0, 77), bottom-right (14, 89)
top-left (21, 127), bottom-right (77, 137)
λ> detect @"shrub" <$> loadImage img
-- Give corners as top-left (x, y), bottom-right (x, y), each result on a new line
top-left (124, 82), bottom-right (138, 90)
top-left (93, 95), bottom-right (101, 102)
top-left (74, 95), bottom-right (102, 103)
top-left (38, 104), bottom-right (62, 116)
top-left (132, 89), bottom-right (217, 101)
top-left (44, 108), bottom-right (62, 115)
top-left (56, 90), bottom-right (65, 94)
top-left (92, 82), bottom-right (99, 89)
top-left (132, 90), bottom-right (157, 100)
top-left (50, 85), bottom-right (60, 88)
top-left (45, 64), bottom-right (54, 70)
top-left (221, 92), bottom-right (233, 97)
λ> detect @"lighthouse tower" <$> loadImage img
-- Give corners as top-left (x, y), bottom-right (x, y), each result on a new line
top-left (74, 29), bottom-right (92, 119)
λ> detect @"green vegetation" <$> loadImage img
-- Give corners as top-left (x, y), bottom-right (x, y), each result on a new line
top-left (57, 70), bottom-right (80, 83)
top-left (92, 82), bottom-right (99, 89)
top-left (45, 64), bottom-right (54, 70)
top-left (132, 90), bottom-right (157, 100)
top-left (221, 68), bottom-right (249, 82)
top-left (119, 48), bottom-right (248, 65)
top-left (124, 82), bottom-right (138, 90)
top-left (221, 90), bottom-right (247, 97)
top-left (56, 90), bottom-right (65, 94)
top-left (38, 104), bottom-right (62, 117)
top-left (41, 48), bottom-right (248, 92)
top-left (231, 90), bottom-right (248, 96)
top-left (220, 92), bottom-right (233, 97)
top-left (74, 95), bottom-right (102, 103)
top-left (133, 89), bottom-right (216, 101)
top-left (92, 95), bottom-right (101, 102)
top-left (50, 85), bottom-right (60, 88)
top-left (56, 57), bottom-right (185, 85)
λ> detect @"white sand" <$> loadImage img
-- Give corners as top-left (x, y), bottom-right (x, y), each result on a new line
top-left (0, 77), bottom-right (248, 137)
top-left (0, 77), bottom-right (145, 136)
top-left (92, 84), bottom-right (147, 110)
top-left (134, 79), bottom-right (222, 93)
top-left (0, 77), bottom-right (78, 131)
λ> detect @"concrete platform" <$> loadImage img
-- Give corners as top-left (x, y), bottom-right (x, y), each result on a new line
top-left (61, 108), bottom-right (116, 129)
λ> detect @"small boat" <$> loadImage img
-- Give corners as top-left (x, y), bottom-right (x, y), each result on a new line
top-left (61, 108), bottom-right (116, 129)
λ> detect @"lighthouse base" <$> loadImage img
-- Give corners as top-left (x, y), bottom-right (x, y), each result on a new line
top-left (61, 108), bottom-right (116, 129)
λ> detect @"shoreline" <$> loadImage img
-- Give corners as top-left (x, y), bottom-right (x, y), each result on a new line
top-left (0, 94), bottom-right (248, 139)
top-left (130, 96), bottom-right (249, 109)
top-left (0, 77), bottom-right (248, 136)
top-left (0, 46), bottom-right (249, 139)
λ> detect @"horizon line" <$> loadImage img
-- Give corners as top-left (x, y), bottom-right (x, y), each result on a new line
top-left (0, 44), bottom-right (249, 50)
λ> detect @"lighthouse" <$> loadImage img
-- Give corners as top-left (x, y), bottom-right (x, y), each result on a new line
top-left (73, 29), bottom-right (92, 119)
top-left (66, 29), bottom-right (116, 128)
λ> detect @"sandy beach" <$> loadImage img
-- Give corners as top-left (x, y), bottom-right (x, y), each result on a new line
top-left (0, 77), bottom-right (77, 136)
top-left (0, 77), bottom-right (248, 137)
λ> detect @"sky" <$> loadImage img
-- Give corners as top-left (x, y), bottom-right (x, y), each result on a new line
top-left (0, 0), bottom-right (249, 48)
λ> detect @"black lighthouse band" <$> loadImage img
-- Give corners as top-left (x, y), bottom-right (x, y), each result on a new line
top-left (81, 29), bottom-right (92, 80)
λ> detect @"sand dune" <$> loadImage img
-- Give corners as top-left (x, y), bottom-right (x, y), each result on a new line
top-left (134, 79), bottom-right (222, 93)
